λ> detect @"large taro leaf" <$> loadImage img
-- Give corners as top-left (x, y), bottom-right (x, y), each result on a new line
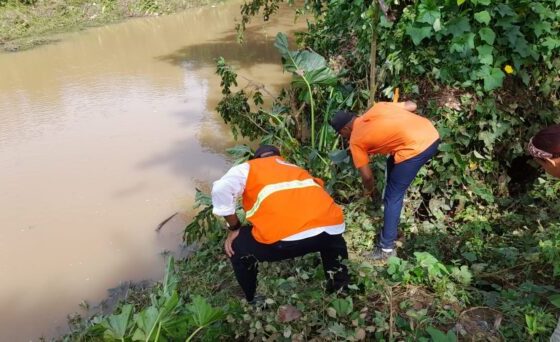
top-left (274, 32), bottom-right (337, 97)
top-left (186, 295), bottom-right (223, 327)
top-left (132, 292), bottom-right (181, 341)
top-left (102, 304), bottom-right (133, 341)
top-left (132, 307), bottom-right (159, 341)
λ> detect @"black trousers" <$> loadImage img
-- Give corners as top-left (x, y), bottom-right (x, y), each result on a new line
top-left (229, 226), bottom-right (349, 301)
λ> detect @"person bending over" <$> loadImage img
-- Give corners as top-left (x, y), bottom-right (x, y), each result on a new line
top-left (211, 145), bottom-right (349, 303)
top-left (330, 101), bottom-right (440, 262)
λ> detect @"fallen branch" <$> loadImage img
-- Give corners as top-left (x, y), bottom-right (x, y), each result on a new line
top-left (155, 212), bottom-right (179, 232)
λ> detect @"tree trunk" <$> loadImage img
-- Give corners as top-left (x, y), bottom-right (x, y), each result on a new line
top-left (368, 6), bottom-right (380, 107)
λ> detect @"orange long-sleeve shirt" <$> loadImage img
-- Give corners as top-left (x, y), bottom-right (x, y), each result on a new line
top-left (349, 102), bottom-right (439, 168)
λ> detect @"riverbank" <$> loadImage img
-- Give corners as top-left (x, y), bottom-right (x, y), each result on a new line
top-left (0, 0), bottom-right (223, 52)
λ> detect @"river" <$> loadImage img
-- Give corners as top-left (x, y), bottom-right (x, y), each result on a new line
top-left (0, 1), bottom-right (300, 340)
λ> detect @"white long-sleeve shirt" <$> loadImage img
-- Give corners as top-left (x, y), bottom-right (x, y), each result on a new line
top-left (211, 162), bottom-right (345, 241)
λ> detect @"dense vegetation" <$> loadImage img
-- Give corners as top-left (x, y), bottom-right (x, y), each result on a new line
top-left (60, 0), bottom-right (560, 341)
top-left (0, 0), bottom-right (220, 51)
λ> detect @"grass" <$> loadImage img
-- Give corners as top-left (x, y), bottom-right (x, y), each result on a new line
top-left (59, 187), bottom-right (560, 341)
top-left (0, 0), bottom-right (224, 52)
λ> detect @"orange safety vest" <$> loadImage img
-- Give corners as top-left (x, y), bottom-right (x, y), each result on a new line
top-left (243, 156), bottom-right (344, 244)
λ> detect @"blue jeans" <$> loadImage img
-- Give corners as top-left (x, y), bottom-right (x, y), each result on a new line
top-left (378, 139), bottom-right (440, 249)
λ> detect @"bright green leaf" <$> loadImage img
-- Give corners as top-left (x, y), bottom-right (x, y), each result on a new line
top-left (433, 18), bottom-right (442, 32)
top-left (426, 326), bottom-right (457, 342)
top-left (457, 0), bottom-right (465, 5)
top-left (132, 307), bottom-right (159, 341)
top-left (550, 294), bottom-right (560, 308)
top-left (187, 295), bottom-right (223, 327)
top-left (543, 37), bottom-right (560, 51)
top-left (330, 298), bottom-right (353, 317)
top-left (418, 5), bottom-right (441, 25)
top-left (530, 3), bottom-right (548, 18)
top-left (479, 28), bottom-right (496, 45)
top-left (451, 265), bottom-right (473, 285)
top-left (102, 304), bottom-right (133, 341)
top-left (476, 44), bottom-right (494, 65)
top-left (477, 0), bottom-right (491, 5)
top-left (474, 10), bottom-right (491, 25)
top-left (274, 32), bottom-right (337, 93)
top-left (483, 67), bottom-right (505, 91)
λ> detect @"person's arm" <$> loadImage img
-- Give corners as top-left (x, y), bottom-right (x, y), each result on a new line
top-left (358, 164), bottom-right (375, 196)
top-left (350, 143), bottom-right (376, 197)
top-left (223, 214), bottom-right (241, 230)
top-left (211, 163), bottom-right (249, 257)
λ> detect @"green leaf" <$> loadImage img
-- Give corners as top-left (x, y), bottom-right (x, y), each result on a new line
top-left (478, 28), bottom-right (495, 45)
top-left (328, 322), bottom-right (349, 338)
top-left (328, 149), bottom-right (349, 164)
top-left (274, 32), bottom-right (337, 90)
top-left (476, 45), bottom-right (494, 65)
top-left (483, 68), bottom-right (505, 91)
top-left (446, 17), bottom-right (471, 37)
top-left (194, 188), bottom-right (213, 207)
top-left (433, 18), bottom-right (442, 32)
top-left (451, 265), bottom-right (473, 285)
top-left (471, 183), bottom-right (495, 202)
top-left (406, 25), bottom-right (433, 45)
top-left (426, 326), bottom-right (457, 342)
top-left (531, 22), bottom-right (551, 38)
top-left (187, 295), bottom-right (223, 327)
top-left (495, 4), bottom-right (515, 17)
top-left (543, 37), bottom-right (560, 51)
top-left (477, 0), bottom-right (491, 5)
top-left (160, 292), bottom-right (180, 320)
top-left (550, 294), bottom-right (560, 308)
top-left (530, 3), bottom-right (549, 18)
top-left (330, 298), bottom-right (353, 317)
top-left (102, 304), bottom-right (133, 340)
top-left (457, 0), bottom-right (465, 5)
top-left (474, 10), bottom-right (491, 25)
top-left (132, 307), bottom-right (159, 341)
top-left (162, 256), bottom-right (178, 298)
top-left (473, 150), bottom-right (485, 159)
top-left (418, 5), bottom-right (441, 25)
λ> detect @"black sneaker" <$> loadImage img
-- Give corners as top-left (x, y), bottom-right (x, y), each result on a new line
top-left (247, 294), bottom-right (266, 307)
top-left (365, 246), bottom-right (396, 264)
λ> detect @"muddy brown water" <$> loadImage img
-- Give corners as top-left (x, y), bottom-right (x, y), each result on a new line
top-left (0, 2), bottom-right (302, 340)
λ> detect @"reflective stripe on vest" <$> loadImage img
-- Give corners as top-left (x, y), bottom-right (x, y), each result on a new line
top-left (245, 178), bottom-right (320, 218)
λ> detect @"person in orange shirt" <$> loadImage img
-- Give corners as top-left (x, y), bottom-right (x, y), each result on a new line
top-left (330, 101), bottom-right (440, 261)
top-left (211, 145), bottom-right (349, 304)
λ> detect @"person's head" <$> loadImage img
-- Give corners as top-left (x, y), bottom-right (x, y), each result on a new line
top-left (253, 145), bottom-right (281, 159)
top-left (330, 110), bottom-right (356, 139)
top-left (528, 124), bottom-right (560, 178)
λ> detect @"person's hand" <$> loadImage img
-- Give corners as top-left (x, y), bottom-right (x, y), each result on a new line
top-left (365, 189), bottom-right (381, 207)
top-left (224, 229), bottom-right (240, 258)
